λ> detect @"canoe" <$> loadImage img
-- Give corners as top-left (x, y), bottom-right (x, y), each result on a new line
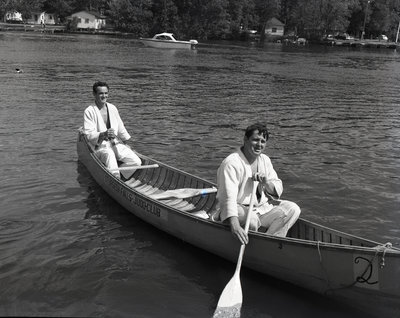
top-left (139, 32), bottom-right (198, 49)
top-left (77, 130), bottom-right (400, 317)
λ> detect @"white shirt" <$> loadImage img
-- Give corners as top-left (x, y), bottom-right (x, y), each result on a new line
top-left (216, 149), bottom-right (283, 222)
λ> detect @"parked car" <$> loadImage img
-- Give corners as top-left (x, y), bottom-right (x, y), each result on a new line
top-left (378, 34), bottom-right (388, 41)
top-left (325, 34), bottom-right (334, 40)
top-left (296, 38), bottom-right (307, 45)
top-left (334, 32), bottom-right (351, 40)
top-left (321, 34), bottom-right (335, 44)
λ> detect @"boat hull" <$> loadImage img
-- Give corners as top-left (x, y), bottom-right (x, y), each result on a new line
top-left (140, 38), bottom-right (197, 49)
top-left (77, 132), bottom-right (400, 317)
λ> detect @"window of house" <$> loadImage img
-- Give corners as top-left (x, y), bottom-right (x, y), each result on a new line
top-left (85, 18), bottom-right (89, 23)
top-left (78, 18), bottom-right (82, 23)
top-left (272, 28), bottom-right (277, 33)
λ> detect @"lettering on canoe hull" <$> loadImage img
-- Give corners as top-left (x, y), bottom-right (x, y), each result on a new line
top-left (353, 254), bottom-right (379, 290)
top-left (104, 174), bottom-right (166, 220)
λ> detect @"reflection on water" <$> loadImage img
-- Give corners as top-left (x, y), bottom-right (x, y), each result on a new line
top-left (0, 32), bottom-right (398, 317)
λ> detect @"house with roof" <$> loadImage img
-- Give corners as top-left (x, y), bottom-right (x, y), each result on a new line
top-left (264, 17), bottom-right (285, 37)
top-left (4, 11), bottom-right (23, 23)
top-left (67, 11), bottom-right (106, 30)
top-left (26, 12), bottom-right (57, 25)
top-left (4, 11), bottom-right (56, 25)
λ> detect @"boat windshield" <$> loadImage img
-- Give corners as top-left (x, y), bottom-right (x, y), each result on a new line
top-left (155, 34), bottom-right (175, 41)
top-left (156, 35), bottom-right (172, 41)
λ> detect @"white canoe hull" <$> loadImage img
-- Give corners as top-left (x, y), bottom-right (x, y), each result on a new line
top-left (77, 132), bottom-right (400, 317)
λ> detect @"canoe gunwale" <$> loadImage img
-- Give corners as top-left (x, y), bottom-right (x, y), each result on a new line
top-left (251, 229), bottom-right (400, 255)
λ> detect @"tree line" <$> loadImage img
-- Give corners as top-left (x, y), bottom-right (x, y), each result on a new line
top-left (2, 0), bottom-right (400, 41)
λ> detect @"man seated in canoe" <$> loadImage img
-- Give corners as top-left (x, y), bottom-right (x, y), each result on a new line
top-left (215, 123), bottom-right (300, 244)
top-left (83, 81), bottom-right (141, 179)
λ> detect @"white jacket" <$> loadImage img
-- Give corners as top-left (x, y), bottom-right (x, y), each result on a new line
top-left (83, 103), bottom-right (131, 147)
top-left (216, 149), bottom-right (283, 222)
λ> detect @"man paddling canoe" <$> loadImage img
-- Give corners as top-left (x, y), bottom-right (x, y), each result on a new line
top-left (215, 123), bottom-right (300, 244)
top-left (83, 81), bottom-right (141, 179)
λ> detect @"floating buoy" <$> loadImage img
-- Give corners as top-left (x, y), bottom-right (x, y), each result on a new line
top-left (16, 68), bottom-right (23, 73)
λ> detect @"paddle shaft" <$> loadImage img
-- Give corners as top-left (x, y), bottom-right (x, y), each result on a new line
top-left (151, 187), bottom-right (217, 200)
top-left (234, 180), bottom-right (259, 274)
top-left (113, 164), bottom-right (159, 171)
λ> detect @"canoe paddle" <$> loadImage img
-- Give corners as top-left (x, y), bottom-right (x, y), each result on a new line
top-left (150, 187), bottom-right (217, 200)
top-left (114, 164), bottom-right (159, 172)
top-left (213, 180), bottom-right (258, 318)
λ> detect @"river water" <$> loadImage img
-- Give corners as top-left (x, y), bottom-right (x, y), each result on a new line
top-left (0, 32), bottom-right (399, 317)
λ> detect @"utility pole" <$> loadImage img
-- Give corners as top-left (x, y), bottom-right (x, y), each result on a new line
top-left (361, 0), bottom-right (371, 40)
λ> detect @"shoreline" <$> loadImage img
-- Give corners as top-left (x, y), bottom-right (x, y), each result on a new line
top-left (0, 22), bottom-right (135, 37)
top-left (1, 22), bottom-right (399, 49)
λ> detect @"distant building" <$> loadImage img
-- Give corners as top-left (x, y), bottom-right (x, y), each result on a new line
top-left (67, 11), bottom-right (106, 30)
top-left (265, 17), bottom-right (285, 37)
top-left (4, 11), bottom-right (23, 23)
top-left (26, 12), bottom-right (57, 25)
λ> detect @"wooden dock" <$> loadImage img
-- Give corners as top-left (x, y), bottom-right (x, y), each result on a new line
top-left (322, 38), bottom-right (398, 49)
top-left (0, 22), bottom-right (66, 33)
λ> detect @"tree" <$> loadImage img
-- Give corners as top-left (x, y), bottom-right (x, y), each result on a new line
top-left (42, 0), bottom-right (72, 22)
top-left (279, 0), bottom-right (299, 33)
top-left (108, 0), bottom-right (153, 36)
top-left (389, 0), bottom-right (400, 41)
top-left (150, 0), bottom-right (178, 35)
top-left (290, 0), bottom-right (355, 39)
top-left (2, 0), bottom-right (397, 41)
top-left (226, 0), bottom-right (258, 39)
top-left (347, 1), bottom-right (363, 37)
top-left (174, 0), bottom-right (230, 39)
top-left (369, 0), bottom-right (392, 37)
top-left (199, 0), bottom-right (230, 39)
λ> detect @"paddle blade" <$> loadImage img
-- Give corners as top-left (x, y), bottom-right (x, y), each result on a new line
top-left (120, 168), bottom-right (135, 180)
top-left (151, 187), bottom-right (217, 200)
top-left (213, 274), bottom-right (242, 318)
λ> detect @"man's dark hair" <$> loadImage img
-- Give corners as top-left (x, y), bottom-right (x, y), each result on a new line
top-left (244, 123), bottom-right (269, 140)
top-left (93, 81), bottom-right (109, 93)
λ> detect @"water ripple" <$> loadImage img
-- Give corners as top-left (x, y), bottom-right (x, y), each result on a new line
top-left (1, 33), bottom-right (399, 317)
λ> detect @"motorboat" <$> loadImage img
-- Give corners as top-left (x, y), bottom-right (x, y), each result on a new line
top-left (140, 32), bottom-right (198, 49)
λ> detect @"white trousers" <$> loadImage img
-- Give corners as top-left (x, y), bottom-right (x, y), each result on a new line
top-left (96, 142), bottom-right (141, 178)
top-left (237, 200), bottom-right (301, 237)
